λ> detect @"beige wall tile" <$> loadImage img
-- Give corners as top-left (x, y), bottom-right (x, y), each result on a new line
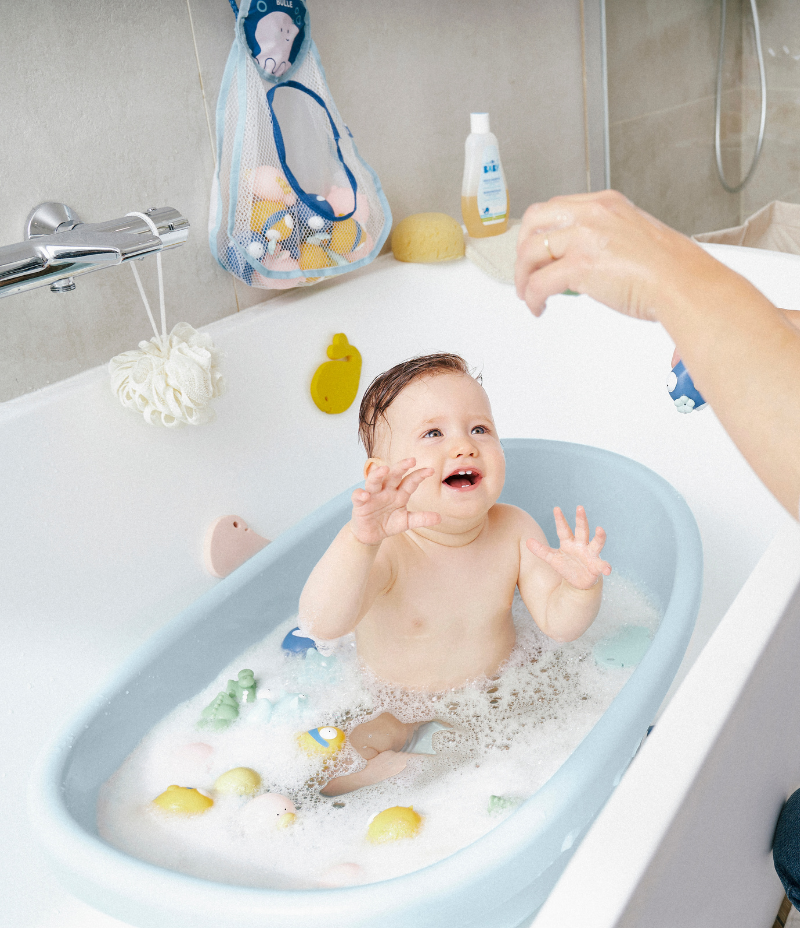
top-left (606, 0), bottom-right (736, 126)
top-left (740, 87), bottom-right (800, 217)
top-left (610, 97), bottom-right (740, 235)
top-left (0, 0), bottom-right (238, 402)
top-left (309, 0), bottom-right (588, 224)
top-left (0, 0), bottom-right (592, 403)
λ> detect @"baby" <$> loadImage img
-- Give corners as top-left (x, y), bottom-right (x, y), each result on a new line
top-left (298, 353), bottom-right (611, 794)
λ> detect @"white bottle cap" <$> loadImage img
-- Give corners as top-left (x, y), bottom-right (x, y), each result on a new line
top-left (470, 112), bottom-right (490, 134)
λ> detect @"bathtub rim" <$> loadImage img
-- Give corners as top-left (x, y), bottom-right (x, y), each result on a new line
top-left (28, 438), bottom-right (703, 927)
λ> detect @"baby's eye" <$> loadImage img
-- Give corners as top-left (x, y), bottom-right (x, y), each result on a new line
top-left (472, 425), bottom-right (488, 434)
top-left (423, 428), bottom-right (442, 438)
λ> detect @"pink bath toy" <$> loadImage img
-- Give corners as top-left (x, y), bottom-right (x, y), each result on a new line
top-left (203, 516), bottom-right (270, 578)
top-left (326, 185), bottom-right (369, 225)
top-left (252, 249), bottom-right (304, 290)
top-left (251, 165), bottom-right (297, 206)
top-left (243, 792), bottom-right (297, 830)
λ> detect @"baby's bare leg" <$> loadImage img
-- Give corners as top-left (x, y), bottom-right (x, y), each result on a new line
top-left (320, 713), bottom-right (420, 797)
top-left (349, 712), bottom-right (418, 759)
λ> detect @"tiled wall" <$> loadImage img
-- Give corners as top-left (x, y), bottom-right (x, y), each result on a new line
top-left (740, 0), bottom-right (800, 217)
top-left (606, 0), bottom-right (743, 236)
top-left (607, 0), bottom-right (800, 235)
top-left (0, 0), bottom-right (592, 403)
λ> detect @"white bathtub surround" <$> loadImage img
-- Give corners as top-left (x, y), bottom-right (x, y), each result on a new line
top-left (3, 250), bottom-right (797, 926)
top-left (533, 521), bottom-right (800, 928)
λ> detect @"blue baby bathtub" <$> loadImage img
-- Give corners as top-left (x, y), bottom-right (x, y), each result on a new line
top-left (29, 439), bottom-right (702, 928)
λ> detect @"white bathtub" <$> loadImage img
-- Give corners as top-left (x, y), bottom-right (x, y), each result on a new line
top-left (3, 246), bottom-right (798, 927)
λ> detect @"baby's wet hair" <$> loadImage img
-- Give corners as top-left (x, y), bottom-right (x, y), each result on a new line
top-left (358, 353), bottom-right (480, 457)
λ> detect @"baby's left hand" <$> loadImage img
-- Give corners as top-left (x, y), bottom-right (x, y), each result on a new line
top-left (526, 505), bottom-right (611, 590)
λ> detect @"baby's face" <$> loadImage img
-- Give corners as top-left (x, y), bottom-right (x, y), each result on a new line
top-left (370, 372), bottom-right (505, 524)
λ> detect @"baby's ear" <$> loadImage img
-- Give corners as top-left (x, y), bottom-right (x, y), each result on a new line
top-left (364, 457), bottom-right (386, 479)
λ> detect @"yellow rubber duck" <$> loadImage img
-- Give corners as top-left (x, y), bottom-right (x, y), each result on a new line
top-left (310, 334), bottom-right (362, 414)
top-left (366, 806), bottom-right (423, 843)
top-left (152, 785), bottom-right (213, 815)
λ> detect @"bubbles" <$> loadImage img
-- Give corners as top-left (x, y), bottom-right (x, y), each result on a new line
top-left (98, 575), bottom-right (659, 889)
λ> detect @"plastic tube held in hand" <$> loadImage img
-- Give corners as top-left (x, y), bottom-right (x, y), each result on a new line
top-left (667, 360), bottom-right (707, 414)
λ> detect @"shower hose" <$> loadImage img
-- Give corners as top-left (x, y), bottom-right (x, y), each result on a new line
top-left (715, 0), bottom-right (766, 193)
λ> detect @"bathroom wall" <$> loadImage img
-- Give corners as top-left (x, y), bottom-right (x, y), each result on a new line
top-left (605, 0), bottom-right (743, 236)
top-left (607, 0), bottom-right (800, 234)
top-left (0, 0), bottom-right (596, 404)
top-left (739, 0), bottom-right (800, 218)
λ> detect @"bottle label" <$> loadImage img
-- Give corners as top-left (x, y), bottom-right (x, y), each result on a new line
top-left (477, 144), bottom-right (506, 225)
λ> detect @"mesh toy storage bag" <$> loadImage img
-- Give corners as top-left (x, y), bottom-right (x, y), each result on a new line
top-left (209, 0), bottom-right (392, 290)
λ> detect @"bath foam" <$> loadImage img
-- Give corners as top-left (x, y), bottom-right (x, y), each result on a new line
top-left (97, 576), bottom-right (658, 890)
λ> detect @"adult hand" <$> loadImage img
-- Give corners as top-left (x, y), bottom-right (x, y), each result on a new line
top-left (515, 190), bottom-right (715, 322)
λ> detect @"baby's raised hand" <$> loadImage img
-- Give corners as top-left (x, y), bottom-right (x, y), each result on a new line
top-left (350, 457), bottom-right (441, 546)
top-left (526, 505), bottom-right (611, 590)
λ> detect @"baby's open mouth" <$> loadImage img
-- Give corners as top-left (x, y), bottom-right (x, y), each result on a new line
top-left (442, 468), bottom-right (482, 490)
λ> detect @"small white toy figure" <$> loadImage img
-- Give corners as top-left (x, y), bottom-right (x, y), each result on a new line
top-left (255, 11), bottom-right (299, 76)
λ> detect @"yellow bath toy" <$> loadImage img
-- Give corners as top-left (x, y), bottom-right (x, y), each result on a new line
top-left (213, 766), bottom-right (262, 796)
top-left (297, 725), bottom-right (346, 757)
top-left (152, 785), bottom-right (213, 815)
top-left (299, 241), bottom-right (335, 271)
top-left (310, 334), bottom-right (362, 415)
top-left (330, 217), bottom-right (365, 256)
top-left (366, 806), bottom-right (423, 844)
top-left (251, 199), bottom-right (294, 244)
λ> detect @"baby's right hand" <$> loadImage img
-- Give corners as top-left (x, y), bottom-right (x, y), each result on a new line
top-left (350, 457), bottom-right (441, 546)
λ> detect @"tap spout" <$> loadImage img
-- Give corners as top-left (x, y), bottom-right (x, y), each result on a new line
top-left (0, 206), bottom-right (189, 299)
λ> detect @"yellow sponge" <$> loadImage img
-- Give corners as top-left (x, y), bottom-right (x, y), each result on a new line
top-left (391, 213), bottom-right (465, 263)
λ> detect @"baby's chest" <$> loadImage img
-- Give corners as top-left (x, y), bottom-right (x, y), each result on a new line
top-left (389, 546), bottom-right (519, 617)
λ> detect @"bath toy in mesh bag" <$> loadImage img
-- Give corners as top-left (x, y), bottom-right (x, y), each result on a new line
top-left (210, 0), bottom-right (391, 291)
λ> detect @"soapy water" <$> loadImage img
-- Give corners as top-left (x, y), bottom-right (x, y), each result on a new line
top-left (98, 575), bottom-right (659, 889)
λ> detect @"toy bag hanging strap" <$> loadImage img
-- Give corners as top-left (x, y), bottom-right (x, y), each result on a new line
top-left (209, 0), bottom-right (392, 291)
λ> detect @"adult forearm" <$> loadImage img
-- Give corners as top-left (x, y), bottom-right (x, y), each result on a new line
top-left (298, 525), bottom-right (380, 639)
top-left (659, 249), bottom-right (800, 516)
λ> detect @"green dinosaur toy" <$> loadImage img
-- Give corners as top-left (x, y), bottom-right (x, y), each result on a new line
top-left (198, 691), bottom-right (239, 730)
top-left (226, 668), bottom-right (257, 703)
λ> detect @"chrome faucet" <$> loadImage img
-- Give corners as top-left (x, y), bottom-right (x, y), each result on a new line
top-left (0, 202), bottom-right (190, 298)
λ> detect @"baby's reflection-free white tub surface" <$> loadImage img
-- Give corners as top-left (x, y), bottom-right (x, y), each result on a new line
top-left (3, 249), bottom-right (797, 926)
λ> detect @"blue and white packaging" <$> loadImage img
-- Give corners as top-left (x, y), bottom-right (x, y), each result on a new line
top-left (209, 0), bottom-right (392, 290)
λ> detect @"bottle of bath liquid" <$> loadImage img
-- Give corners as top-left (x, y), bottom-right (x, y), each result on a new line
top-left (461, 112), bottom-right (509, 238)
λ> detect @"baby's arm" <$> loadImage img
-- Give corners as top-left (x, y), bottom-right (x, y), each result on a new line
top-left (518, 506), bottom-right (611, 642)
top-left (298, 458), bottom-right (440, 641)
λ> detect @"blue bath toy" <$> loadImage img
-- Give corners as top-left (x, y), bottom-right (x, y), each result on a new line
top-left (270, 692), bottom-right (309, 723)
top-left (667, 360), bottom-right (707, 413)
top-left (401, 720), bottom-right (450, 755)
top-left (594, 625), bottom-right (652, 669)
top-left (296, 649), bottom-right (339, 687)
top-left (244, 697), bottom-right (274, 726)
top-left (281, 627), bottom-right (318, 654)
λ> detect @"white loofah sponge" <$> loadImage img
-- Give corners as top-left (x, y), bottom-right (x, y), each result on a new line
top-left (109, 323), bottom-right (225, 428)
top-left (109, 211), bottom-right (224, 427)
